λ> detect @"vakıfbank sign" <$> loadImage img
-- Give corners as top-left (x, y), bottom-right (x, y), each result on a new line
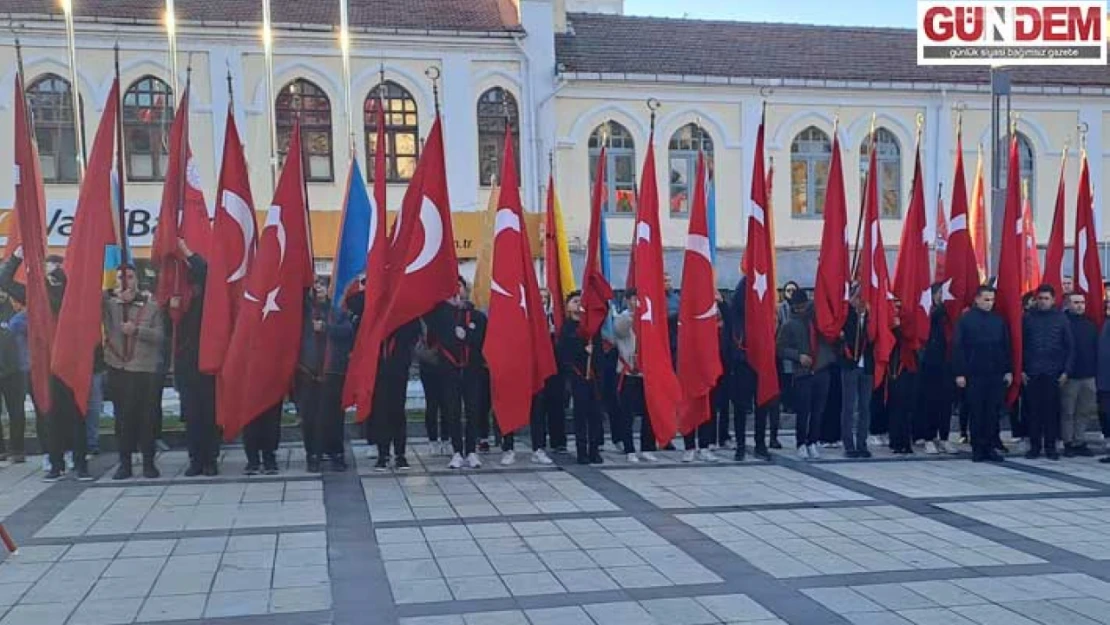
top-left (918, 1), bottom-right (1107, 65)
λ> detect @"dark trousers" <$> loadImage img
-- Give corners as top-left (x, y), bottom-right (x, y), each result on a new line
top-left (463, 366), bottom-right (491, 442)
top-left (1099, 391), bottom-right (1110, 438)
top-left (570, 376), bottom-right (603, 460)
top-left (793, 370), bottom-right (830, 447)
top-left (840, 368), bottom-right (873, 453)
top-left (373, 369), bottom-right (408, 458)
top-left (730, 361), bottom-right (769, 451)
top-left (958, 388), bottom-right (970, 437)
top-left (600, 349), bottom-right (623, 447)
top-left (618, 375), bottom-right (656, 453)
top-left (888, 372), bottom-right (917, 451)
top-left (181, 370), bottom-right (218, 468)
top-left (503, 393), bottom-right (549, 452)
top-left (1025, 374), bottom-right (1061, 454)
top-left (712, 375), bottom-right (731, 445)
top-left (244, 403), bottom-right (281, 465)
top-left (108, 369), bottom-right (158, 458)
top-left (296, 372), bottom-right (346, 459)
top-left (421, 364), bottom-right (446, 442)
top-left (921, 367), bottom-right (952, 442)
top-left (870, 383), bottom-right (889, 436)
top-left (48, 376), bottom-right (85, 472)
top-left (1010, 395), bottom-right (1028, 439)
top-left (0, 372), bottom-right (26, 455)
top-left (966, 375), bottom-right (1004, 458)
top-left (438, 366), bottom-right (474, 455)
top-left (542, 373), bottom-right (567, 449)
top-left (682, 412), bottom-right (716, 450)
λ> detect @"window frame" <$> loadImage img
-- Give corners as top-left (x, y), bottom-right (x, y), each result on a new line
top-left (999, 132), bottom-right (1036, 213)
top-left (364, 80), bottom-right (419, 184)
top-left (588, 121), bottom-right (637, 216)
top-left (276, 78), bottom-right (335, 183)
top-left (26, 73), bottom-right (84, 184)
top-left (667, 124), bottom-right (714, 216)
top-left (790, 125), bottom-right (833, 219)
top-left (477, 87), bottom-right (521, 188)
top-left (122, 75), bottom-right (175, 183)
top-left (858, 127), bottom-right (903, 219)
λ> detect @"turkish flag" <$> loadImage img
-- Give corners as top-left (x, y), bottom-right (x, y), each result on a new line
top-left (934, 192), bottom-right (947, 283)
top-left (941, 128), bottom-right (979, 340)
top-left (814, 129), bottom-right (850, 342)
top-left (217, 120), bottom-right (313, 440)
top-left (152, 83), bottom-right (212, 324)
top-left (365, 92), bottom-right (389, 318)
top-left (1042, 157), bottom-right (1067, 301)
top-left (485, 129), bottom-right (556, 435)
top-left (860, 131), bottom-right (895, 389)
top-left (677, 151), bottom-right (722, 434)
top-left (996, 134), bottom-right (1025, 406)
top-left (1021, 188), bottom-right (1042, 296)
top-left (12, 75), bottom-right (55, 414)
top-left (580, 148), bottom-right (613, 340)
top-left (743, 113), bottom-right (780, 408)
top-left (343, 116), bottom-right (458, 420)
top-left (634, 134), bottom-right (681, 447)
top-left (1074, 152), bottom-right (1104, 328)
top-left (51, 80), bottom-right (121, 416)
top-left (892, 138), bottom-right (930, 372)
top-left (199, 108), bottom-right (257, 375)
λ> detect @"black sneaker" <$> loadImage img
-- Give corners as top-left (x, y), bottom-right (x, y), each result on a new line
top-left (1063, 446), bottom-right (1076, 458)
top-left (263, 463), bottom-right (279, 476)
top-left (203, 463), bottom-right (219, 477)
top-left (754, 447), bottom-right (772, 462)
top-left (589, 453), bottom-right (604, 465)
top-left (113, 465), bottom-right (133, 481)
top-left (245, 463), bottom-right (261, 476)
top-left (1046, 451), bottom-right (1061, 461)
top-left (576, 455), bottom-right (590, 465)
top-left (374, 457), bottom-right (390, 472)
top-left (76, 468), bottom-right (94, 482)
top-left (1076, 446), bottom-right (1095, 457)
top-left (394, 456), bottom-right (410, 471)
top-left (44, 468), bottom-right (62, 482)
top-left (478, 440), bottom-right (491, 453)
top-left (1099, 455), bottom-right (1110, 464)
top-left (859, 450), bottom-right (873, 459)
top-left (306, 456), bottom-right (321, 473)
top-left (987, 451), bottom-right (1006, 463)
top-left (142, 464), bottom-right (160, 479)
top-left (769, 439), bottom-right (783, 450)
top-left (1025, 450), bottom-right (1041, 460)
top-left (733, 450), bottom-right (746, 462)
top-left (184, 464), bottom-right (203, 478)
top-left (331, 455), bottom-right (348, 472)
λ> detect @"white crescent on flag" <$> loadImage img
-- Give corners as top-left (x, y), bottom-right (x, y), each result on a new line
top-left (406, 196), bottom-right (444, 275)
top-left (263, 205), bottom-right (287, 264)
top-left (949, 214), bottom-right (967, 233)
top-left (224, 189), bottom-right (255, 283)
top-left (686, 234), bottom-right (712, 265)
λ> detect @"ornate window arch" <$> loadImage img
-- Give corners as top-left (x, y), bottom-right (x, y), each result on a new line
top-left (790, 126), bottom-right (832, 217)
top-left (276, 78), bottom-right (334, 182)
top-left (477, 87), bottom-right (520, 187)
top-left (999, 132), bottom-right (1036, 212)
top-left (588, 121), bottom-right (637, 214)
top-left (27, 73), bottom-right (83, 183)
top-left (859, 127), bottom-right (903, 218)
top-left (365, 80), bottom-right (419, 183)
top-left (123, 75), bottom-right (174, 182)
top-left (667, 123), bottom-right (714, 215)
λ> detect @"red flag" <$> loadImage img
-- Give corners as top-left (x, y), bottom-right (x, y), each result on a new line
top-left (50, 80), bottom-right (120, 415)
top-left (580, 148), bottom-right (613, 340)
top-left (970, 147), bottom-right (989, 279)
top-left (814, 128), bottom-right (850, 342)
top-left (742, 112), bottom-right (780, 408)
top-left (633, 132), bottom-right (681, 447)
top-left (343, 116), bottom-right (458, 420)
top-left (934, 188), bottom-right (947, 283)
top-left (485, 129), bottom-right (556, 435)
top-left (1042, 156), bottom-right (1067, 299)
top-left (892, 135), bottom-right (930, 371)
top-left (1074, 150), bottom-right (1104, 328)
top-left (677, 151), bottom-right (722, 434)
top-left (366, 93), bottom-right (388, 313)
top-left (860, 130), bottom-right (896, 389)
top-left (997, 134), bottom-right (1025, 405)
top-left (199, 109), bottom-right (257, 374)
top-left (544, 177), bottom-right (567, 336)
top-left (151, 83), bottom-right (212, 323)
top-left (12, 76), bottom-right (55, 413)
top-left (941, 126), bottom-right (979, 339)
top-left (218, 121), bottom-right (313, 440)
top-left (1021, 184), bottom-right (1042, 295)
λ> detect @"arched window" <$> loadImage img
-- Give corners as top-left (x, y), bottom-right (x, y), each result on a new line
top-left (790, 126), bottom-right (832, 217)
top-left (477, 87), bottom-right (520, 187)
top-left (27, 74), bottom-right (82, 183)
top-left (859, 127), bottom-right (903, 218)
top-left (365, 81), bottom-right (418, 183)
top-left (667, 123), bottom-right (714, 215)
top-left (276, 78), bottom-right (333, 182)
top-left (999, 132), bottom-right (1036, 211)
top-left (588, 121), bottom-right (637, 214)
top-left (122, 76), bottom-right (174, 182)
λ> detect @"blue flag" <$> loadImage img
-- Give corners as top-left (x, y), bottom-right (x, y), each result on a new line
top-left (598, 211), bottom-right (612, 284)
top-left (332, 158), bottom-right (372, 312)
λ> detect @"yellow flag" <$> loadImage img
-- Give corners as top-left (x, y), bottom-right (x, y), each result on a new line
top-left (471, 183), bottom-right (500, 310)
top-left (969, 145), bottom-right (988, 281)
top-left (551, 186), bottom-right (577, 293)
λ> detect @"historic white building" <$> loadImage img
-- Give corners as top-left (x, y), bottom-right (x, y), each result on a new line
top-left (0, 0), bottom-right (1108, 286)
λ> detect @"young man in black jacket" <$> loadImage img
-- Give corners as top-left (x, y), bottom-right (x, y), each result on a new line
top-left (559, 291), bottom-right (603, 465)
top-left (1021, 284), bottom-right (1074, 460)
top-left (840, 289), bottom-right (874, 458)
top-left (920, 285), bottom-right (957, 454)
top-left (1062, 292), bottom-right (1098, 457)
top-left (952, 285), bottom-right (1012, 462)
top-left (727, 278), bottom-right (771, 462)
top-left (173, 239), bottom-right (220, 477)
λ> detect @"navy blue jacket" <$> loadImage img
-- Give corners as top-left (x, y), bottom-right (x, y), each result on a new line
top-left (1022, 307), bottom-right (1074, 377)
top-left (298, 297), bottom-right (355, 378)
top-left (1066, 312), bottom-right (1098, 379)
top-left (952, 307), bottom-right (1011, 378)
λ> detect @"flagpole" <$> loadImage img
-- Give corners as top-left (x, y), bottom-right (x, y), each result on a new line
top-left (338, 0), bottom-right (354, 160)
top-left (262, 0), bottom-right (279, 187)
top-left (164, 0), bottom-right (180, 96)
top-left (60, 0), bottom-right (86, 182)
top-left (114, 43), bottom-right (129, 262)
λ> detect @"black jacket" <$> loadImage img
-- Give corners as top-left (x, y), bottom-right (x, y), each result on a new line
top-left (424, 302), bottom-right (486, 369)
top-left (952, 307), bottom-right (1011, 378)
top-left (1066, 312), bottom-right (1098, 379)
top-left (380, 319), bottom-right (421, 379)
top-left (922, 306), bottom-right (949, 371)
top-left (558, 318), bottom-right (597, 380)
top-left (777, 304), bottom-right (836, 375)
top-left (728, 279), bottom-right (747, 367)
top-left (839, 307), bottom-right (875, 373)
top-left (0, 299), bottom-right (20, 378)
top-left (1022, 307), bottom-right (1074, 377)
top-left (173, 253), bottom-right (208, 375)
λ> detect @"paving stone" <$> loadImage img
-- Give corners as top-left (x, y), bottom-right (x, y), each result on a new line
top-left (446, 575), bottom-right (511, 600)
top-left (67, 597), bottom-right (143, 625)
top-left (0, 601), bottom-right (76, 625)
top-left (501, 571), bottom-right (565, 596)
top-left (525, 606), bottom-right (595, 625)
top-left (461, 611), bottom-right (529, 625)
top-left (552, 568), bottom-right (620, 593)
top-left (203, 590), bottom-right (270, 618)
top-left (269, 585), bottom-right (332, 613)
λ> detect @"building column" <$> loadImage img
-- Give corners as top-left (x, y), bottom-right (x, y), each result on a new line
top-left (440, 53), bottom-right (477, 212)
top-left (519, 0), bottom-right (558, 213)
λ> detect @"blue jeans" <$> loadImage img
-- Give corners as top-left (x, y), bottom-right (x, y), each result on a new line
top-left (840, 368), bottom-right (873, 453)
top-left (85, 371), bottom-right (104, 452)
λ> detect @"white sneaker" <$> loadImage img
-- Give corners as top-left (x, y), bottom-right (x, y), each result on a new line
top-left (797, 446), bottom-right (811, 460)
top-left (697, 449), bottom-right (720, 463)
top-left (641, 452), bottom-right (660, 462)
top-left (807, 444), bottom-right (821, 459)
top-left (500, 451), bottom-right (516, 466)
top-left (682, 450), bottom-right (696, 463)
top-left (627, 453), bottom-right (641, 463)
top-left (41, 455), bottom-right (50, 472)
top-left (707, 444), bottom-right (719, 451)
top-left (448, 453), bottom-right (465, 470)
top-left (867, 436), bottom-right (882, 448)
top-left (466, 453), bottom-right (482, 469)
top-left (531, 449), bottom-right (553, 465)
top-left (924, 441), bottom-right (939, 455)
top-left (943, 441), bottom-right (960, 454)
top-left (64, 451), bottom-right (74, 472)
top-left (366, 446), bottom-right (378, 460)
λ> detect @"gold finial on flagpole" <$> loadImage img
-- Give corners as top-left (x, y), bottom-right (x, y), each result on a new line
top-left (425, 66), bottom-right (441, 115)
top-left (647, 97), bottom-right (660, 134)
top-left (1010, 111), bottom-right (1019, 136)
top-left (226, 63), bottom-right (234, 111)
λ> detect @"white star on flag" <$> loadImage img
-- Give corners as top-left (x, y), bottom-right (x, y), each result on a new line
top-left (940, 279), bottom-right (956, 302)
top-left (753, 270), bottom-right (768, 301)
top-left (918, 287), bottom-right (932, 315)
top-left (261, 287), bottom-right (281, 320)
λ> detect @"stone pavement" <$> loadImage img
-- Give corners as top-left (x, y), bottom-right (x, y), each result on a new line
top-left (3, 439), bottom-right (1110, 624)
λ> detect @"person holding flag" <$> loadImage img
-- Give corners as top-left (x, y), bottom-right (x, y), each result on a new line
top-left (559, 291), bottom-right (604, 465)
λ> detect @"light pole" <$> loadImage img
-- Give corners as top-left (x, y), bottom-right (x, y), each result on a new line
top-left (989, 66), bottom-right (1011, 277)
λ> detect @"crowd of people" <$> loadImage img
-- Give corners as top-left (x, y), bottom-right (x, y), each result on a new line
top-left (1, 238), bottom-right (1108, 480)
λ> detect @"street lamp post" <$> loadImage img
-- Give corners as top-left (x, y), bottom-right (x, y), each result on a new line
top-left (989, 66), bottom-right (1011, 278)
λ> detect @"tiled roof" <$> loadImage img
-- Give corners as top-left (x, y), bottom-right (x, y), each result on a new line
top-left (0, 0), bottom-right (520, 33)
top-left (556, 12), bottom-right (1110, 87)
